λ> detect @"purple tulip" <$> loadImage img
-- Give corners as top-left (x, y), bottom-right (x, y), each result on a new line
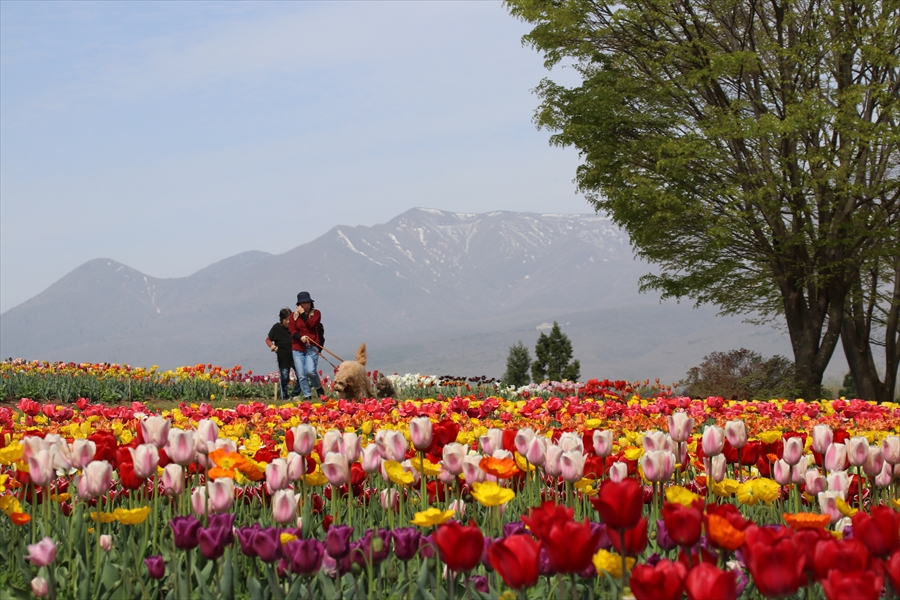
top-left (469, 575), bottom-right (489, 594)
top-left (419, 535), bottom-right (436, 559)
top-left (502, 522), bottom-right (526, 538)
top-left (236, 525), bottom-right (262, 558)
top-left (208, 513), bottom-right (236, 543)
top-left (170, 516), bottom-right (201, 550)
top-left (391, 527), bottom-right (422, 562)
top-left (655, 519), bottom-right (677, 551)
top-left (357, 529), bottom-right (391, 566)
top-left (253, 528), bottom-right (282, 563)
top-left (579, 562), bottom-right (597, 578)
top-left (539, 547), bottom-right (554, 576)
top-left (591, 521), bottom-right (611, 551)
top-left (325, 524), bottom-right (354, 559)
top-left (284, 539), bottom-right (325, 575)
top-left (480, 537), bottom-right (496, 571)
top-left (198, 525), bottom-right (231, 560)
top-left (144, 555), bottom-right (166, 579)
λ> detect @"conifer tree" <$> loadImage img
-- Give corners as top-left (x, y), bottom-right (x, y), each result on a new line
top-left (502, 341), bottom-right (532, 388)
top-left (531, 322), bottom-right (580, 383)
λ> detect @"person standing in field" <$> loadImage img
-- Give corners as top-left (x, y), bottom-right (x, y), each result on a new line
top-left (289, 291), bottom-right (326, 401)
top-left (266, 308), bottom-right (301, 399)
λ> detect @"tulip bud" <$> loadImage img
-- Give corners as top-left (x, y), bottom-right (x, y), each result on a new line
top-left (874, 462), bottom-right (893, 488)
top-left (642, 450), bottom-right (674, 483)
top-left (291, 425), bottom-right (317, 456)
top-left (70, 439), bottom-right (96, 468)
top-left (380, 489), bottom-right (399, 511)
top-left (782, 437), bottom-right (804, 466)
top-left (342, 433), bottom-right (361, 463)
top-left (667, 412), bottom-right (694, 443)
top-left (192, 487), bottom-right (208, 516)
top-left (286, 452), bottom-right (306, 482)
top-left (524, 436), bottom-right (547, 466)
top-left (195, 419), bottom-right (219, 451)
top-left (701, 426), bottom-right (724, 457)
top-left (863, 446), bottom-right (885, 478)
top-left (78, 460), bottom-right (113, 500)
top-left (881, 436), bottom-right (900, 465)
top-left (558, 432), bottom-right (584, 454)
top-left (448, 498), bottom-right (466, 518)
top-left (28, 449), bottom-right (56, 487)
top-left (141, 416), bottom-right (171, 449)
top-left (162, 463), bottom-right (184, 496)
top-left (480, 429), bottom-right (503, 456)
top-left (592, 430), bottom-right (614, 457)
top-left (824, 443), bottom-right (848, 472)
top-left (207, 478), bottom-right (235, 513)
top-left (322, 429), bottom-right (343, 455)
top-left (724, 420), bottom-right (747, 449)
top-left (544, 445), bottom-right (563, 478)
top-left (811, 425), bottom-right (833, 455)
top-left (826, 471), bottom-right (850, 499)
top-left (321, 452), bottom-right (350, 486)
top-left (608, 462), bottom-right (628, 482)
top-left (791, 457), bottom-right (808, 483)
top-left (167, 429), bottom-right (197, 466)
top-left (817, 491), bottom-right (842, 523)
top-left (129, 444), bottom-right (160, 479)
top-left (31, 577), bottom-right (49, 598)
top-left (560, 451), bottom-right (586, 482)
top-left (846, 437), bottom-right (869, 467)
top-left (361, 444), bottom-right (382, 474)
top-left (442, 443), bottom-right (466, 476)
top-left (461, 455), bottom-right (485, 484)
top-left (266, 458), bottom-right (290, 494)
top-left (705, 454), bottom-right (726, 483)
top-left (514, 428), bottom-right (535, 456)
top-left (642, 430), bottom-right (668, 452)
top-left (409, 417), bottom-right (433, 451)
top-left (804, 469), bottom-right (826, 496)
top-left (773, 459), bottom-right (792, 486)
top-left (272, 490), bottom-right (299, 525)
top-left (378, 431), bottom-right (408, 462)
top-left (100, 534), bottom-right (113, 552)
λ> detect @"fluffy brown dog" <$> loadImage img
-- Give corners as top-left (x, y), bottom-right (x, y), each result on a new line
top-left (332, 343), bottom-right (376, 400)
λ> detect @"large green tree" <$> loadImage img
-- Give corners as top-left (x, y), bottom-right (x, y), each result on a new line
top-left (506, 0), bottom-right (900, 399)
top-left (503, 341), bottom-right (533, 387)
top-left (532, 322), bottom-right (581, 382)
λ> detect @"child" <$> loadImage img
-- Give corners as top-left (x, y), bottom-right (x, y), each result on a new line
top-left (266, 308), bottom-right (301, 399)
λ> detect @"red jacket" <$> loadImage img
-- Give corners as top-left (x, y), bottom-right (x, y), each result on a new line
top-left (289, 309), bottom-right (321, 351)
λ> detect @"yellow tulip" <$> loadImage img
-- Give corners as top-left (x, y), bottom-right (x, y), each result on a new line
top-left (410, 508), bottom-right (455, 527)
top-left (471, 481), bottom-right (515, 507)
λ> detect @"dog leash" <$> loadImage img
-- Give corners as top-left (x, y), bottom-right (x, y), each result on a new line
top-left (306, 339), bottom-right (344, 367)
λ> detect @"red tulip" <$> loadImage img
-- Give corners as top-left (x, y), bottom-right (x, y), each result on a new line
top-left (630, 559), bottom-right (686, 600)
top-left (886, 548), bottom-right (900, 593)
top-left (791, 528), bottom-right (831, 576)
top-left (590, 478), bottom-right (643, 530)
top-left (821, 568), bottom-right (884, 600)
top-left (662, 500), bottom-right (704, 547)
top-left (705, 502), bottom-right (751, 531)
top-left (851, 505), bottom-right (900, 558)
top-left (743, 526), bottom-right (806, 598)
top-left (488, 534), bottom-right (541, 590)
top-left (812, 538), bottom-right (870, 581)
top-left (433, 521), bottom-right (484, 573)
top-left (542, 519), bottom-right (602, 574)
top-left (685, 562), bottom-right (737, 600)
top-left (608, 518), bottom-right (648, 556)
top-left (520, 502), bottom-right (573, 542)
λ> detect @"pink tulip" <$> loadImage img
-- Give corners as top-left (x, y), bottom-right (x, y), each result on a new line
top-left (593, 430), bottom-right (614, 457)
top-left (804, 469), bottom-right (826, 496)
top-left (874, 462), bottom-right (894, 488)
top-left (608, 462), bottom-right (628, 482)
top-left (701, 425), bottom-right (724, 457)
top-left (291, 425), bottom-right (317, 456)
top-left (724, 420), bottom-right (747, 449)
top-left (70, 439), bottom-right (96, 468)
top-left (461, 455), bottom-right (485, 484)
top-left (140, 416), bottom-right (171, 449)
top-left (514, 428), bottom-right (535, 456)
top-left (21, 436), bottom-right (45, 460)
top-left (28, 449), bottom-right (55, 487)
top-left (824, 443), bottom-right (848, 472)
top-left (791, 458), bottom-right (808, 483)
top-left (322, 430), bottom-right (343, 455)
top-left (377, 430), bottom-right (408, 462)
top-left (811, 425), bottom-right (833, 455)
top-left (207, 478), bottom-right (235, 513)
top-left (705, 454), bottom-right (726, 483)
top-left (544, 445), bottom-right (563, 478)
top-left (881, 436), bottom-right (900, 465)
top-left (525, 436), bottom-right (547, 466)
top-left (100, 535), bottom-right (113, 552)
top-left (846, 437), bottom-right (869, 467)
top-left (265, 458), bottom-right (290, 494)
top-left (448, 499), bottom-right (466, 518)
top-left (31, 577), bottom-right (49, 598)
top-left (379, 489), bottom-right (399, 511)
top-left (667, 412), bottom-right (694, 443)
top-left (442, 443), bottom-right (466, 475)
top-left (409, 417), bottom-right (433, 451)
top-left (191, 487), bottom-right (207, 516)
top-left (826, 471), bottom-right (850, 498)
top-left (480, 429), bottom-right (503, 456)
top-left (162, 464), bottom-right (184, 496)
top-left (129, 444), bottom-right (159, 479)
top-left (322, 452), bottom-right (350, 486)
top-left (342, 433), bottom-right (361, 463)
top-left (773, 459), bottom-right (792, 486)
top-left (401, 460), bottom-right (421, 486)
top-left (78, 460), bottom-right (112, 500)
top-left (272, 490), bottom-right (299, 525)
top-left (166, 429), bottom-right (197, 466)
top-left (195, 419), bottom-right (219, 449)
top-left (863, 446), bottom-right (885, 478)
top-left (25, 537), bottom-right (57, 567)
top-left (642, 430), bottom-right (668, 452)
top-left (560, 451), bottom-right (586, 482)
top-left (817, 491), bottom-right (842, 523)
top-left (782, 437), bottom-right (804, 466)
top-left (361, 445), bottom-right (382, 474)
top-left (642, 450), bottom-right (674, 483)
top-left (286, 452), bottom-right (306, 482)
top-left (558, 432), bottom-right (584, 454)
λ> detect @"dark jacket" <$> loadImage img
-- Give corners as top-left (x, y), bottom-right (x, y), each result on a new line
top-left (266, 323), bottom-right (294, 368)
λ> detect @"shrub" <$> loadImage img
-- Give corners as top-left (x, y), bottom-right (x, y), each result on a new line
top-left (680, 348), bottom-right (799, 399)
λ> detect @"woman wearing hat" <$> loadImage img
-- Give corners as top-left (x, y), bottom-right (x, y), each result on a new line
top-left (289, 291), bottom-right (326, 400)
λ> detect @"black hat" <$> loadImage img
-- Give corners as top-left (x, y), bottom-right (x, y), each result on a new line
top-left (296, 291), bottom-right (314, 304)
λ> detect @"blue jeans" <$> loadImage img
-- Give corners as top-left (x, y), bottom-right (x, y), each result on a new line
top-left (278, 365), bottom-right (302, 399)
top-left (292, 347), bottom-right (321, 399)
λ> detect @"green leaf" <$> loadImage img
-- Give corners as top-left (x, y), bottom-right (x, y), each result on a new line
top-left (247, 576), bottom-right (265, 600)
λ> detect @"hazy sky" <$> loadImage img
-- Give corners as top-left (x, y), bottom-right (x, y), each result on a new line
top-left (0, 1), bottom-right (589, 313)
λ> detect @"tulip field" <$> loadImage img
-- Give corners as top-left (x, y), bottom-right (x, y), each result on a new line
top-left (1, 372), bottom-right (899, 599)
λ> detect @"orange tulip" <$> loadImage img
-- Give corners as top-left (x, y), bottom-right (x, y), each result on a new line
top-left (479, 457), bottom-right (520, 480)
top-left (782, 512), bottom-right (831, 531)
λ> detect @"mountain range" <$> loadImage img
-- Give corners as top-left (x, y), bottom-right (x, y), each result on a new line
top-left (0, 208), bottom-right (844, 384)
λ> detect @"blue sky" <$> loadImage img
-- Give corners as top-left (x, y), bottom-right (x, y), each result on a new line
top-left (0, 1), bottom-right (589, 312)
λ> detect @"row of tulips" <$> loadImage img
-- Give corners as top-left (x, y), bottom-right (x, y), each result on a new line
top-left (0, 393), bottom-right (898, 599)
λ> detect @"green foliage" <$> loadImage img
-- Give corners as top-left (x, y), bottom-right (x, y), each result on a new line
top-left (502, 341), bottom-right (532, 387)
top-left (838, 372), bottom-right (858, 399)
top-left (531, 322), bottom-right (581, 383)
top-left (505, 0), bottom-right (900, 399)
top-left (680, 348), bottom-right (799, 400)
